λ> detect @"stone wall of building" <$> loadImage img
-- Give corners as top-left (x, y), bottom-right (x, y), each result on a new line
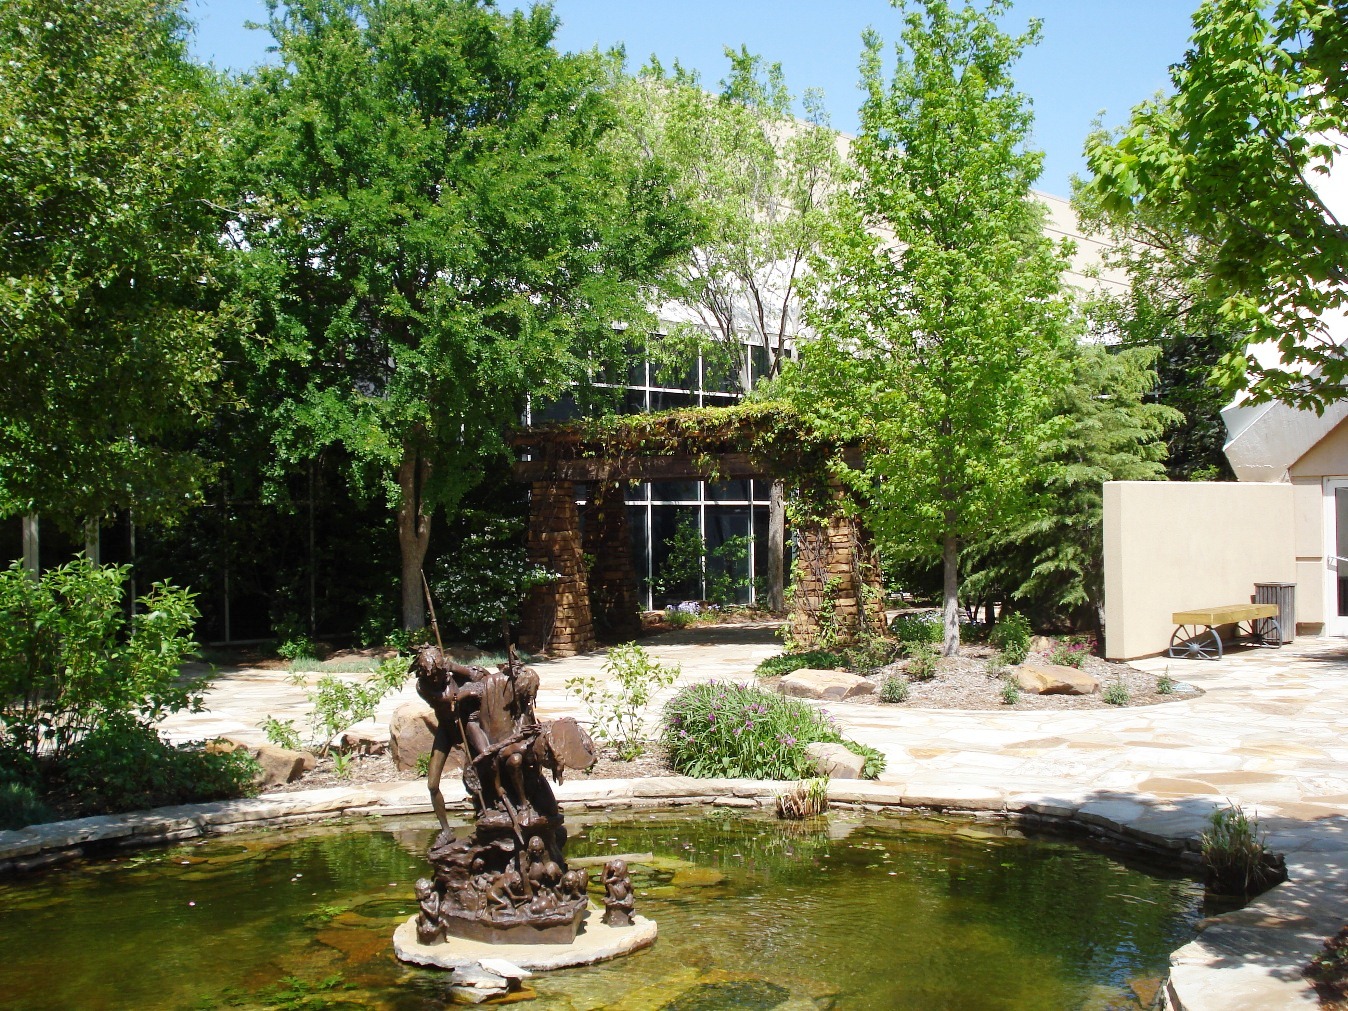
top-left (787, 510), bottom-right (885, 649)
top-left (583, 483), bottom-right (642, 642)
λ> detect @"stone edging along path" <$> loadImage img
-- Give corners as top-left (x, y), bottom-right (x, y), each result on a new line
top-left (2, 775), bottom-right (1342, 1010)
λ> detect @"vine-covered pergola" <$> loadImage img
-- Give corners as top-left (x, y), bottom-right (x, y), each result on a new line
top-left (511, 403), bottom-right (886, 656)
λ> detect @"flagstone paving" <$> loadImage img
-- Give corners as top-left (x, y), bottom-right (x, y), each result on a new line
top-left (153, 628), bottom-right (1348, 1008)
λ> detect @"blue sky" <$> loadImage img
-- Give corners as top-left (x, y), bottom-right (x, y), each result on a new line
top-left (186, 0), bottom-right (1198, 198)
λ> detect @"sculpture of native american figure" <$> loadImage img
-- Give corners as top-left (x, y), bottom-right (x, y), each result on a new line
top-left (410, 643), bottom-right (602, 944)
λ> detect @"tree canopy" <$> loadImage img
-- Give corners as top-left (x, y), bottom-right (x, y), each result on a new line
top-left (0, 0), bottom-right (235, 530)
top-left (227, 0), bottom-right (692, 627)
top-left (792, 0), bottom-right (1075, 654)
top-left (1083, 0), bottom-right (1348, 410)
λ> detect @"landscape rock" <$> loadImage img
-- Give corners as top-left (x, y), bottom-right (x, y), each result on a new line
top-left (252, 744), bottom-right (316, 788)
top-left (339, 727), bottom-right (387, 756)
top-left (1013, 662), bottom-right (1100, 696)
top-left (779, 668), bottom-right (876, 702)
top-left (389, 702), bottom-right (439, 771)
top-left (445, 642), bottom-right (489, 663)
top-left (805, 742), bottom-right (866, 780)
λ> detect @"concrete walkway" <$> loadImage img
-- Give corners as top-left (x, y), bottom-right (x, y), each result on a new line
top-left (155, 627), bottom-right (1348, 1009)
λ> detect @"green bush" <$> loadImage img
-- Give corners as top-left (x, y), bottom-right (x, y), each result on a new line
top-left (1047, 635), bottom-right (1093, 669)
top-left (1101, 680), bottom-right (1130, 706)
top-left (889, 612), bottom-right (942, 647)
top-left (879, 675), bottom-right (910, 703)
top-left (989, 612), bottom-right (1032, 666)
top-left (1000, 678), bottom-right (1021, 705)
top-left (567, 643), bottom-right (680, 760)
top-left (63, 718), bottom-right (258, 815)
top-left (754, 650), bottom-right (843, 679)
top-left (0, 559), bottom-right (202, 761)
top-left (277, 636), bottom-right (318, 662)
top-left (1201, 803), bottom-right (1286, 895)
top-left (662, 682), bottom-right (884, 780)
top-left (0, 779), bottom-right (51, 830)
top-left (841, 635), bottom-right (901, 672)
top-left (906, 643), bottom-right (940, 681)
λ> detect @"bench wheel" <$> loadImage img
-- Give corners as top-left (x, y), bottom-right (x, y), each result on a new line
top-left (1249, 616), bottom-right (1281, 647)
top-left (1169, 624), bottom-right (1222, 660)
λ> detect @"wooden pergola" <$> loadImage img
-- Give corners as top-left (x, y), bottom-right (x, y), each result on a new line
top-left (511, 404), bottom-right (885, 656)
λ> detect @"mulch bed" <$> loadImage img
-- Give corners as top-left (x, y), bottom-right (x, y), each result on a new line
top-left (856, 644), bottom-right (1198, 709)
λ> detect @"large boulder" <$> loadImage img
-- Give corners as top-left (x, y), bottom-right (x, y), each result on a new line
top-left (1013, 662), bottom-right (1100, 696)
top-left (805, 742), bottom-right (866, 779)
top-left (389, 702), bottom-right (439, 771)
top-left (210, 737), bottom-right (315, 788)
top-left (779, 668), bottom-right (876, 702)
top-left (339, 726), bottom-right (388, 756)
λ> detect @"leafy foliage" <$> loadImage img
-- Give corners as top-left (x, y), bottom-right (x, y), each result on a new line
top-left (62, 717), bottom-right (259, 815)
top-left (989, 612), bottom-right (1032, 666)
top-left (1083, 0), bottom-right (1348, 409)
top-left (889, 612), bottom-right (943, 648)
top-left (567, 643), bottom-right (680, 760)
top-left (775, 777), bottom-right (830, 819)
top-left (999, 677), bottom-right (1021, 706)
top-left (754, 650), bottom-right (843, 679)
top-left (0, 0), bottom-right (237, 526)
top-left (1101, 680), bottom-right (1131, 706)
top-left (879, 675), bottom-right (910, 704)
top-left (1201, 802), bottom-right (1286, 895)
top-left (906, 643), bottom-right (940, 681)
top-left (427, 511), bottom-right (556, 646)
top-left (0, 558), bottom-right (202, 760)
top-left (1047, 636), bottom-right (1093, 669)
top-left (262, 717), bottom-right (302, 752)
top-left (963, 344), bottom-right (1180, 631)
top-left (662, 681), bottom-right (883, 779)
top-left (226, 0), bottom-right (692, 628)
top-left (793, 0), bottom-right (1074, 655)
top-left (282, 660), bottom-right (407, 757)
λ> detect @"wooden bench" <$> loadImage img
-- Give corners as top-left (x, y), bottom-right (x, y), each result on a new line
top-left (1169, 604), bottom-right (1281, 660)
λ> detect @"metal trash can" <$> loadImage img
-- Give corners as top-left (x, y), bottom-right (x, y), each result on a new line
top-left (1254, 582), bottom-right (1296, 644)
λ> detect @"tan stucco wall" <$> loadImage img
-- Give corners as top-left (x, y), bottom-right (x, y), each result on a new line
top-left (1103, 482), bottom-right (1296, 659)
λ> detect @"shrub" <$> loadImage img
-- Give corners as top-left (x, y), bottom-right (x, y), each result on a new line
top-left (1047, 635), bottom-right (1094, 669)
top-left (754, 650), bottom-right (843, 679)
top-left (1156, 670), bottom-right (1176, 695)
top-left (1000, 678), bottom-right (1021, 705)
top-left (1101, 679), bottom-right (1130, 706)
top-left (567, 643), bottom-right (680, 760)
top-left (0, 559), bottom-right (202, 761)
top-left (262, 716), bottom-right (302, 751)
top-left (841, 635), bottom-right (902, 672)
top-left (889, 612), bottom-right (942, 647)
top-left (63, 718), bottom-right (258, 815)
top-left (662, 681), bottom-right (884, 780)
top-left (1201, 803), bottom-right (1287, 896)
top-left (277, 636), bottom-right (318, 662)
top-left (988, 612), bottom-right (1032, 665)
top-left (0, 779), bottom-right (51, 830)
top-left (906, 643), bottom-right (940, 681)
top-left (427, 511), bottom-right (557, 646)
top-left (776, 778), bottom-right (829, 819)
top-left (879, 675), bottom-right (910, 704)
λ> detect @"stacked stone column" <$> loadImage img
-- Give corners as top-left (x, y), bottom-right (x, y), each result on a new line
top-left (519, 480), bottom-right (595, 656)
top-left (582, 483), bottom-right (642, 642)
top-left (788, 510), bottom-right (886, 649)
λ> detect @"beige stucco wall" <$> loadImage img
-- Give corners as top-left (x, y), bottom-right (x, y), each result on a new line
top-left (1284, 414), bottom-right (1348, 632)
top-left (1103, 482), bottom-right (1296, 659)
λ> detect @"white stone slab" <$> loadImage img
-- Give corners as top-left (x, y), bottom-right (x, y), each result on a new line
top-left (393, 911), bottom-right (657, 971)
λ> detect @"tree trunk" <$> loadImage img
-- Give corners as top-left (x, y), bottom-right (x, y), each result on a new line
top-left (397, 452), bottom-right (433, 631)
top-left (767, 480), bottom-right (786, 612)
top-left (942, 530), bottom-right (960, 656)
top-left (83, 518), bottom-right (100, 565)
top-left (21, 513), bottom-right (39, 575)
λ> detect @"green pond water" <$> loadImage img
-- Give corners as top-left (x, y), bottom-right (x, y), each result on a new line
top-left (0, 810), bottom-right (1204, 1010)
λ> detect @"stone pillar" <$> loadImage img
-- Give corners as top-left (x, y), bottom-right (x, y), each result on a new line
top-left (519, 480), bottom-right (595, 657)
top-left (583, 482), bottom-right (642, 642)
top-left (787, 507), bottom-right (885, 650)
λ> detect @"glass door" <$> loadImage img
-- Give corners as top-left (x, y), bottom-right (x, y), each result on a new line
top-left (1326, 479), bottom-right (1348, 636)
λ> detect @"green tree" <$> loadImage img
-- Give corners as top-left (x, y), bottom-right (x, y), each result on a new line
top-left (793, 0), bottom-right (1074, 655)
top-left (227, 0), bottom-right (690, 629)
top-left (1073, 179), bottom-right (1241, 480)
top-left (0, 0), bottom-right (236, 533)
top-left (619, 49), bottom-right (844, 610)
top-left (1083, 0), bottom-right (1348, 410)
top-left (962, 345), bottom-right (1181, 631)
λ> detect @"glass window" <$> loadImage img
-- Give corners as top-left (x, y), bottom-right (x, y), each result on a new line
top-left (532, 392), bottom-right (580, 424)
top-left (628, 505), bottom-right (650, 601)
top-left (706, 506), bottom-right (752, 605)
top-left (707, 479), bottom-right (751, 502)
top-left (748, 343), bottom-right (770, 388)
top-left (649, 339), bottom-right (698, 391)
top-left (651, 480), bottom-right (700, 502)
top-left (650, 505), bottom-right (700, 605)
top-left (624, 481), bottom-right (649, 503)
top-left (701, 393), bottom-right (738, 411)
top-left (622, 388), bottom-right (648, 414)
top-left (701, 346), bottom-right (743, 394)
top-left (649, 390), bottom-right (695, 412)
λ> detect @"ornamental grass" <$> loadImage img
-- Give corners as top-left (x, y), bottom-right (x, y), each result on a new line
top-left (661, 681), bottom-right (883, 780)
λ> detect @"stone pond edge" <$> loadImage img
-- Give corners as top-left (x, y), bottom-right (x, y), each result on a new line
top-left (0, 776), bottom-right (1334, 1010)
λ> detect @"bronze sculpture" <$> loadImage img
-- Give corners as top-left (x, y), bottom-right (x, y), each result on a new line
top-left (601, 858), bottom-right (635, 928)
top-left (411, 643), bottom-right (605, 944)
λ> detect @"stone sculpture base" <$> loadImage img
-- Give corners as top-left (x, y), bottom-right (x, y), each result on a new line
top-left (393, 909), bottom-right (658, 972)
top-left (438, 906), bottom-right (586, 946)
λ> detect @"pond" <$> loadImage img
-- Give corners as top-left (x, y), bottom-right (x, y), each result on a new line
top-left (0, 810), bottom-right (1204, 1010)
